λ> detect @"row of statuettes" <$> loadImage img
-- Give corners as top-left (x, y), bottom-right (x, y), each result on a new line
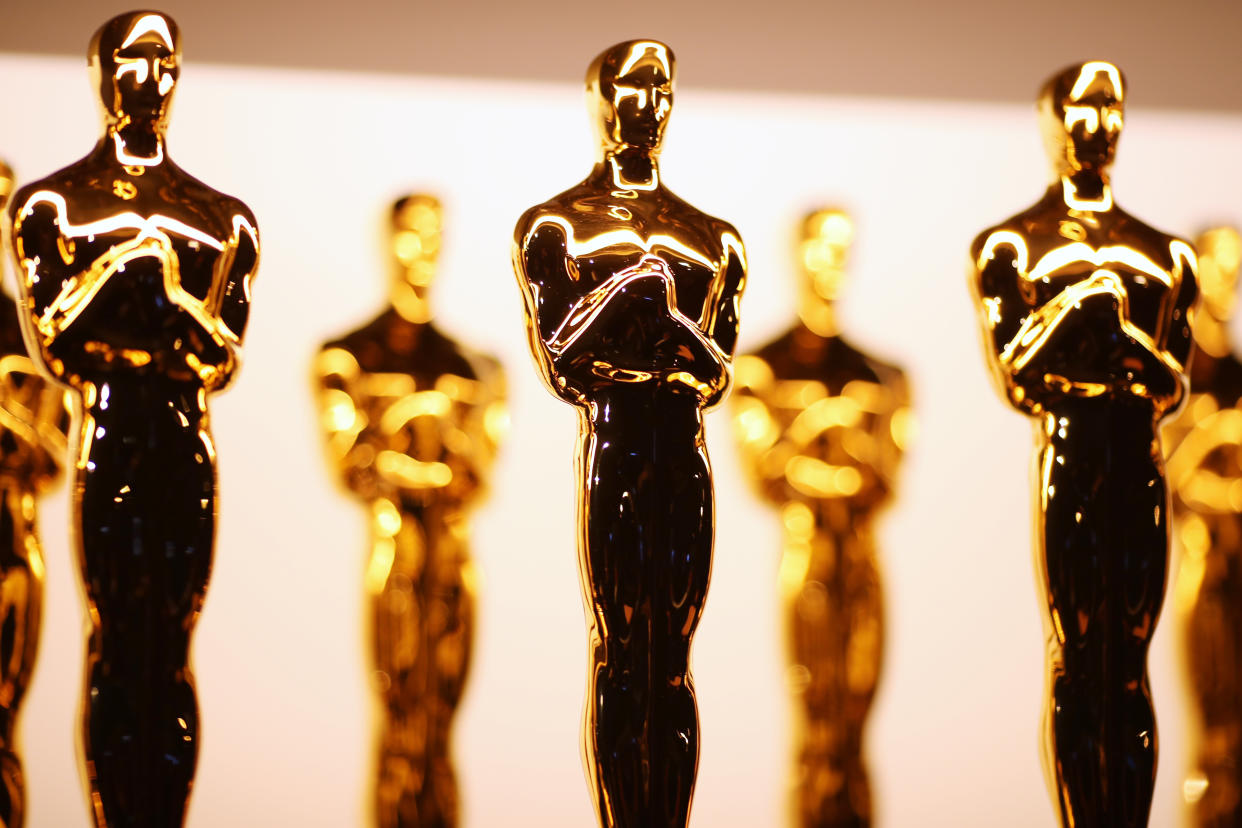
top-left (0, 10), bottom-right (1235, 828)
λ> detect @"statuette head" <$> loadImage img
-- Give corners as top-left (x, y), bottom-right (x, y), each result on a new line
top-left (390, 194), bottom-right (441, 323)
top-left (1197, 227), bottom-right (1242, 325)
top-left (1039, 61), bottom-right (1125, 178)
top-left (586, 39), bottom-right (675, 154)
top-left (799, 208), bottom-right (853, 305)
top-left (89, 10), bottom-right (181, 130)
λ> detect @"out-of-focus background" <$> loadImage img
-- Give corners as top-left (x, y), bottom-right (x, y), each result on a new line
top-left (4, 0), bottom-right (1242, 112)
top-left (1, 2), bottom-right (1240, 826)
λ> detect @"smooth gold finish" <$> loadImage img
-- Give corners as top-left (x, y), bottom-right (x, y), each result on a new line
top-left (1165, 227), bottom-right (1242, 828)
top-left (0, 160), bottom-right (70, 828)
top-left (4, 13), bottom-right (259, 826)
top-left (316, 195), bottom-right (505, 828)
top-left (513, 40), bottom-right (746, 828)
top-left (970, 61), bottom-right (1198, 827)
top-left (732, 209), bottom-right (908, 828)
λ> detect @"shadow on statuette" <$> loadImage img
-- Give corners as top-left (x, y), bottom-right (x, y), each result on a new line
top-left (1164, 226), bottom-right (1242, 828)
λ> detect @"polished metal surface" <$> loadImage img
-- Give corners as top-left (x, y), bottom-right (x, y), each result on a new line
top-left (970, 61), bottom-right (1198, 827)
top-left (732, 209), bottom-right (909, 828)
top-left (3, 12), bottom-right (259, 826)
top-left (1165, 227), bottom-right (1242, 828)
top-left (0, 160), bottom-right (69, 828)
top-left (513, 39), bottom-right (747, 828)
top-left (316, 195), bottom-right (505, 828)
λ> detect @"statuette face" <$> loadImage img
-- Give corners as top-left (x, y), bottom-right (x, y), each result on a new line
top-left (316, 195), bottom-right (505, 827)
top-left (733, 208), bottom-right (909, 828)
top-left (513, 39), bottom-right (746, 828)
top-left (4, 12), bottom-right (259, 826)
top-left (970, 61), bottom-right (1198, 828)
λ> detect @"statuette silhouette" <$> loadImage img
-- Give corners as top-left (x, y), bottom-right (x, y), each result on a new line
top-left (4, 12), bottom-right (259, 826)
top-left (733, 208), bottom-right (908, 828)
top-left (969, 61), bottom-right (1197, 827)
top-left (512, 39), bottom-right (747, 828)
top-left (316, 195), bottom-right (505, 828)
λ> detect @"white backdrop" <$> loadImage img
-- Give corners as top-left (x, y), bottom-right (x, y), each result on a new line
top-left (1, 51), bottom-right (1240, 827)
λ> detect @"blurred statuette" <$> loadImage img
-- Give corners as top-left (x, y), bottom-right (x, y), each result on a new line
top-left (733, 208), bottom-right (909, 828)
top-left (0, 159), bottom-right (71, 828)
top-left (316, 194), bottom-right (506, 828)
top-left (1165, 226), bottom-right (1242, 828)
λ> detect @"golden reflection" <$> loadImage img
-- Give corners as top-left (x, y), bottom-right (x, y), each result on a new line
top-left (732, 208), bottom-right (908, 828)
top-left (1165, 226), bottom-right (1242, 828)
top-left (512, 40), bottom-right (746, 828)
top-left (970, 61), bottom-right (1198, 828)
top-left (316, 194), bottom-right (505, 828)
top-left (3, 13), bottom-right (259, 826)
top-left (0, 160), bottom-right (71, 828)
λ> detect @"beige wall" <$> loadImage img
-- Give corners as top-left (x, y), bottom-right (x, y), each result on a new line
top-left (2, 0), bottom-right (1240, 111)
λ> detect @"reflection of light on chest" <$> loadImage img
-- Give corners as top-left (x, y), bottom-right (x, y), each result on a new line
top-left (1028, 243), bottom-right (1174, 288)
top-left (531, 214), bottom-right (717, 270)
top-left (22, 190), bottom-right (226, 253)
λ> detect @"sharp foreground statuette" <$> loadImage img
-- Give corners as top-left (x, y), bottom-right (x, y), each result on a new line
top-left (512, 39), bottom-right (746, 828)
top-left (4, 12), bottom-right (259, 826)
top-left (316, 195), bottom-right (505, 828)
top-left (969, 61), bottom-right (1198, 827)
top-left (733, 209), bottom-right (909, 828)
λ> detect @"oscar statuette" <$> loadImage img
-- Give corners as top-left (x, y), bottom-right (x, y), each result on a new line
top-left (512, 39), bottom-right (747, 828)
top-left (316, 195), bottom-right (506, 828)
top-left (4, 13), bottom-right (260, 826)
top-left (969, 61), bottom-right (1198, 827)
top-left (732, 209), bottom-right (909, 828)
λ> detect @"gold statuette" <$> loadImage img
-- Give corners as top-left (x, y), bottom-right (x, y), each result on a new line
top-left (1165, 227), bottom-right (1242, 827)
top-left (513, 40), bottom-right (747, 828)
top-left (732, 209), bottom-right (908, 828)
top-left (0, 161), bottom-right (70, 828)
top-left (970, 62), bottom-right (1198, 827)
top-left (316, 195), bottom-right (505, 828)
top-left (4, 13), bottom-right (259, 826)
